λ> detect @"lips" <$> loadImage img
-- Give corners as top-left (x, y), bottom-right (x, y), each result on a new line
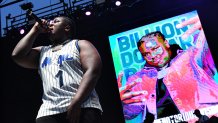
top-left (47, 28), bottom-right (53, 33)
top-left (152, 55), bottom-right (161, 63)
top-left (152, 58), bottom-right (160, 64)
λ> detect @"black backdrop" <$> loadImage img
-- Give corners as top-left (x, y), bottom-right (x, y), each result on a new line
top-left (1, 0), bottom-right (218, 123)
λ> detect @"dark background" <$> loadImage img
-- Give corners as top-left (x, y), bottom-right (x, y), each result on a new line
top-left (1, 0), bottom-right (218, 123)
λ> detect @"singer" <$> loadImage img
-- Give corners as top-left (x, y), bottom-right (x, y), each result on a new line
top-left (11, 15), bottom-right (103, 123)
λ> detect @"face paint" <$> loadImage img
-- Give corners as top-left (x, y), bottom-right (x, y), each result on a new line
top-left (145, 39), bottom-right (157, 49)
top-left (151, 47), bottom-right (163, 57)
top-left (140, 33), bottom-right (172, 67)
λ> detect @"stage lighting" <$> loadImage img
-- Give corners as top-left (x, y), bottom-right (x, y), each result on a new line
top-left (85, 11), bottom-right (91, 16)
top-left (115, 1), bottom-right (122, 6)
top-left (19, 28), bottom-right (25, 35)
top-left (84, 6), bottom-right (92, 16)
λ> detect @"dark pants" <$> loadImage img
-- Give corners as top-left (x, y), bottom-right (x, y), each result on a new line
top-left (36, 108), bottom-right (102, 123)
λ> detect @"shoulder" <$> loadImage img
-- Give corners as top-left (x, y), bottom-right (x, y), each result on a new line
top-left (203, 115), bottom-right (209, 119)
top-left (77, 40), bottom-right (96, 50)
top-left (201, 115), bottom-right (209, 121)
top-left (77, 39), bottom-right (92, 46)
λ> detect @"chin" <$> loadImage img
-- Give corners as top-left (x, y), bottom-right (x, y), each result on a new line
top-left (157, 64), bottom-right (165, 68)
top-left (158, 61), bottom-right (168, 67)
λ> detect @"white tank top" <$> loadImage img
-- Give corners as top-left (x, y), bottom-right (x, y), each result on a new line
top-left (37, 39), bottom-right (102, 119)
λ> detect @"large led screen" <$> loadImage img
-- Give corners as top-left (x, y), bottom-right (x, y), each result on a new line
top-left (108, 10), bottom-right (218, 123)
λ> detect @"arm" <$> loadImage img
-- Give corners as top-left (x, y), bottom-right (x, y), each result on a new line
top-left (67, 40), bottom-right (102, 123)
top-left (11, 21), bottom-right (47, 69)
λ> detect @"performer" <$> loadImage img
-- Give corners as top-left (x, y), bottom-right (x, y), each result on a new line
top-left (12, 16), bottom-right (103, 123)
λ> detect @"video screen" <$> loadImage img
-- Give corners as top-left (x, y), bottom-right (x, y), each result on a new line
top-left (108, 10), bottom-right (218, 123)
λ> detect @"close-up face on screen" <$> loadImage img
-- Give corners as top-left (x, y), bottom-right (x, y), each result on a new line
top-left (108, 10), bottom-right (218, 123)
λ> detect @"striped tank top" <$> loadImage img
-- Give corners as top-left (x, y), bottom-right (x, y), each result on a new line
top-left (37, 39), bottom-right (102, 119)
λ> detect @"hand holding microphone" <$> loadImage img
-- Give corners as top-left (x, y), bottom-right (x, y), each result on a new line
top-left (27, 9), bottom-right (51, 33)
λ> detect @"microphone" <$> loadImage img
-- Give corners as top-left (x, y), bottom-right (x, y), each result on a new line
top-left (27, 10), bottom-right (49, 29)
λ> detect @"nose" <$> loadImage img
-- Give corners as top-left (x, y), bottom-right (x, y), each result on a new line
top-left (151, 52), bottom-right (158, 57)
top-left (151, 47), bottom-right (163, 57)
top-left (48, 20), bottom-right (54, 26)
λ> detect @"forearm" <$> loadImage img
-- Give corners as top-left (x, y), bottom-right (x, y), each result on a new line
top-left (12, 27), bottom-right (40, 58)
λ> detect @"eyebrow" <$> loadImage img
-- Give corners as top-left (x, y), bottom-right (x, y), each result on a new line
top-left (53, 17), bottom-right (62, 21)
top-left (54, 18), bottom-right (59, 21)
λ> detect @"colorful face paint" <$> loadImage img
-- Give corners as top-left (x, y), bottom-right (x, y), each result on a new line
top-left (151, 47), bottom-right (163, 57)
top-left (140, 35), bottom-right (171, 67)
top-left (143, 47), bottom-right (164, 62)
top-left (145, 39), bottom-right (157, 49)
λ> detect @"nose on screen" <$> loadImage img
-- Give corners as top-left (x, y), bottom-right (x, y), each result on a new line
top-left (151, 47), bottom-right (163, 57)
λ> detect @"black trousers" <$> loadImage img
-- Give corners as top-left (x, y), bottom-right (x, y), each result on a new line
top-left (36, 108), bottom-right (102, 123)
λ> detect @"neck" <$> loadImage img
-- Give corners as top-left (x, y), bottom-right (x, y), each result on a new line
top-left (52, 38), bottom-right (71, 46)
top-left (51, 39), bottom-right (71, 52)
